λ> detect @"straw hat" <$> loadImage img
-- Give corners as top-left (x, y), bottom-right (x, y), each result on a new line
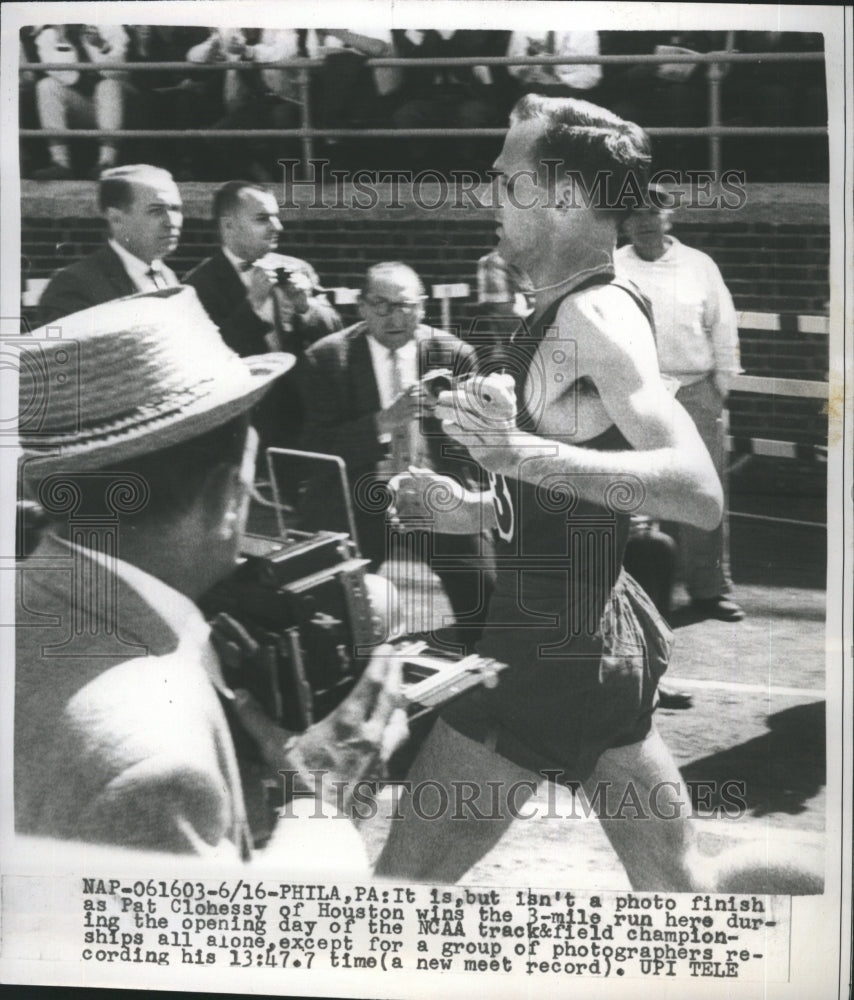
top-left (18, 286), bottom-right (294, 482)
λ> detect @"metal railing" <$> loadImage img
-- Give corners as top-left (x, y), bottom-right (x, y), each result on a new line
top-left (20, 50), bottom-right (826, 176)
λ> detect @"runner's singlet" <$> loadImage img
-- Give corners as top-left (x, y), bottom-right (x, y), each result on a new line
top-left (441, 271), bottom-right (674, 781)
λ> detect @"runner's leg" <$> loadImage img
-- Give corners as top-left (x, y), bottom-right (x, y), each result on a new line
top-left (582, 725), bottom-right (713, 891)
top-left (375, 717), bottom-right (537, 882)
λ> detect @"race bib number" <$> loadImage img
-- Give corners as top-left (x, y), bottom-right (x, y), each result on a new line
top-left (488, 471), bottom-right (515, 543)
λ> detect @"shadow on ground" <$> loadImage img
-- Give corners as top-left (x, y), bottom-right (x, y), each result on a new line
top-left (681, 700), bottom-right (825, 818)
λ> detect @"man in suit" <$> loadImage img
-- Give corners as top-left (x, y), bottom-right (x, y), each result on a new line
top-left (183, 180), bottom-right (342, 358)
top-left (299, 262), bottom-right (493, 643)
top-left (16, 288), bottom-right (406, 862)
top-left (184, 180), bottom-right (342, 447)
top-left (36, 164), bottom-right (182, 325)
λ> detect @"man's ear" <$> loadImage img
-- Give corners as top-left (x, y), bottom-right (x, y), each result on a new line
top-left (104, 206), bottom-right (125, 232)
top-left (553, 177), bottom-right (578, 212)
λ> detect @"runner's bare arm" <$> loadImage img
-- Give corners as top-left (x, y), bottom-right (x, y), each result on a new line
top-left (438, 287), bottom-right (723, 530)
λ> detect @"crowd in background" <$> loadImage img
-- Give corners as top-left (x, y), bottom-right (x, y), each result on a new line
top-left (20, 26), bottom-right (827, 181)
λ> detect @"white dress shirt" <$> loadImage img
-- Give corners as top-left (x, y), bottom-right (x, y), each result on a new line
top-left (366, 333), bottom-right (418, 412)
top-left (108, 238), bottom-right (171, 293)
top-left (615, 236), bottom-right (742, 388)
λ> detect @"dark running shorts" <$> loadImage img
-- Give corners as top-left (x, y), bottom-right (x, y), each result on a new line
top-left (440, 570), bottom-right (673, 785)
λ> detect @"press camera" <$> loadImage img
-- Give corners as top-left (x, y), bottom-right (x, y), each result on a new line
top-left (200, 449), bottom-right (505, 733)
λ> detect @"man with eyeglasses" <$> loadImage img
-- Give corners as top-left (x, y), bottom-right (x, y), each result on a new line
top-left (299, 262), bottom-right (494, 645)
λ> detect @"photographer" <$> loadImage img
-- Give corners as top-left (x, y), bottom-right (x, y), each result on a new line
top-left (185, 180), bottom-right (341, 358)
top-left (15, 287), bottom-right (407, 864)
top-left (185, 180), bottom-right (342, 447)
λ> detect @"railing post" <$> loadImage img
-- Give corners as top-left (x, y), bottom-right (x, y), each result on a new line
top-left (298, 65), bottom-right (314, 179)
top-left (707, 59), bottom-right (724, 176)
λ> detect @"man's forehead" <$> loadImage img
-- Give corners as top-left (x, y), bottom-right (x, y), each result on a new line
top-left (367, 271), bottom-right (420, 297)
top-left (129, 179), bottom-right (182, 206)
top-left (495, 118), bottom-right (544, 171)
top-left (238, 188), bottom-right (278, 214)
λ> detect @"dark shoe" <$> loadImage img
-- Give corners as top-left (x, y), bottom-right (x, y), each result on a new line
top-left (657, 684), bottom-right (694, 710)
top-left (32, 160), bottom-right (73, 180)
top-left (691, 596), bottom-right (745, 622)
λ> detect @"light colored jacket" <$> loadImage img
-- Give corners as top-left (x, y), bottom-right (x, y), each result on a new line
top-left (15, 534), bottom-right (252, 857)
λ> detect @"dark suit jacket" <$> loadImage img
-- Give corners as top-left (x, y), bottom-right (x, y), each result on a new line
top-left (299, 322), bottom-right (478, 482)
top-left (183, 249), bottom-right (343, 358)
top-left (36, 244), bottom-right (178, 325)
top-left (184, 249), bottom-right (343, 449)
top-left (183, 249), bottom-right (271, 357)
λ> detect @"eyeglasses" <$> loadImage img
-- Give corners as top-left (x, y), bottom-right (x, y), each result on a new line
top-left (364, 296), bottom-right (426, 317)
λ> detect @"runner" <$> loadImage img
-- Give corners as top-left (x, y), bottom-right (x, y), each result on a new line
top-left (376, 95), bottom-right (723, 889)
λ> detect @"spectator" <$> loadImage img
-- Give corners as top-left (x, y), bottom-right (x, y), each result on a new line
top-left (188, 27), bottom-right (311, 180)
top-left (184, 181), bottom-right (341, 357)
top-left (124, 25), bottom-right (217, 177)
top-left (615, 189), bottom-right (744, 621)
top-left (390, 29), bottom-right (512, 171)
top-left (299, 262), bottom-right (494, 646)
top-left (184, 180), bottom-right (342, 449)
top-left (37, 164), bottom-right (182, 325)
top-left (506, 30), bottom-right (603, 101)
top-left (16, 287), bottom-right (407, 861)
top-left (601, 31), bottom-right (727, 171)
top-left (31, 24), bottom-right (130, 179)
top-left (310, 29), bottom-right (401, 167)
top-left (19, 29), bottom-right (46, 177)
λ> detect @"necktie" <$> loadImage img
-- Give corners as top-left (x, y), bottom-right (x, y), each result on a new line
top-left (389, 349), bottom-right (423, 470)
top-left (388, 349), bottom-right (411, 470)
top-left (146, 266), bottom-right (167, 290)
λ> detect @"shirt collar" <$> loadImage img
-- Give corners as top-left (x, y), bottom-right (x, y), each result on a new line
top-left (108, 238), bottom-right (162, 285)
top-left (51, 533), bottom-right (227, 692)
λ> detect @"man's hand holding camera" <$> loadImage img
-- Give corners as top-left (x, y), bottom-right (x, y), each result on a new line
top-left (376, 384), bottom-right (424, 437)
top-left (246, 265), bottom-right (314, 321)
top-left (232, 648), bottom-right (408, 818)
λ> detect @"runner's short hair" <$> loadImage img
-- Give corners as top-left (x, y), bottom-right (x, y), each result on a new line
top-left (510, 96), bottom-right (652, 216)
